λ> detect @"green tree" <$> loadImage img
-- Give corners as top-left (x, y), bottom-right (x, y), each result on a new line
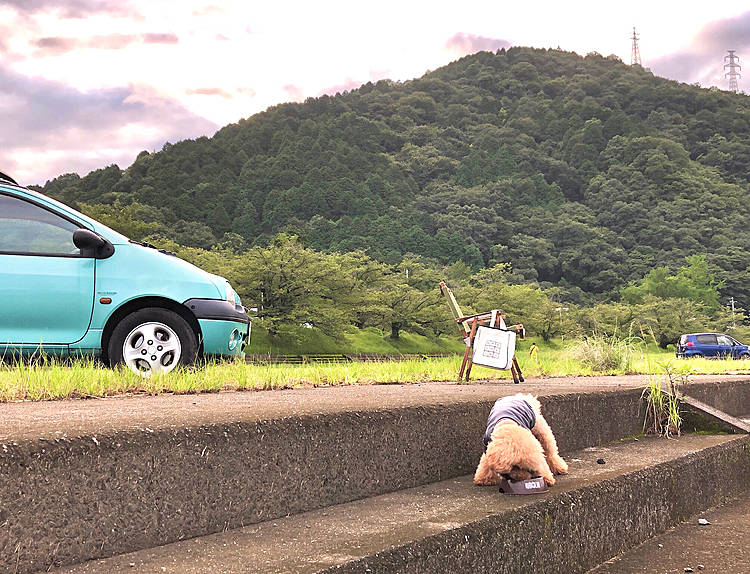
top-left (467, 270), bottom-right (574, 341)
top-left (576, 302), bottom-right (638, 339)
top-left (621, 254), bottom-right (722, 311)
top-left (378, 256), bottom-right (451, 339)
top-left (171, 220), bottom-right (217, 249)
top-left (78, 202), bottom-right (161, 240)
top-left (373, 281), bottom-right (441, 340)
top-left (634, 296), bottom-right (707, 348)
top-left (233, 235), bottom-right (362, 340)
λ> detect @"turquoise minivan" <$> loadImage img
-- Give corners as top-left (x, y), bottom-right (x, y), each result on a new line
top-left (0, 171), bottom-right (249, 375)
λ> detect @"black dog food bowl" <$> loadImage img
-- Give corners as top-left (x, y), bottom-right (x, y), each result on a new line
top-left (499, 477), bottom-right (548, 495)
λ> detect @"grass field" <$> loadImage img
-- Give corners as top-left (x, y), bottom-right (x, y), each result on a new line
top-left (2, 337), bottom-right (749, 402)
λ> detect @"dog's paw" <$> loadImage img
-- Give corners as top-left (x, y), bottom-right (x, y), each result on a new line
top-left (550, 455), bottom-right (569, 475)
top-left (474, 469), bottom-right (500, 486)
top-left (474, 475), bottom-right (499, 486)
top-left (542, 474), bottom-right (556, 486)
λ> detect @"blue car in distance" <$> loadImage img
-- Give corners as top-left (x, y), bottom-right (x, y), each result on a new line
top-left (0, 170), bottom-right (250, 375)
top-left (676, 333), bottom-right (750, 359)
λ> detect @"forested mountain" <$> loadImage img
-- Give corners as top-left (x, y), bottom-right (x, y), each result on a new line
top-left (35, 47), bottom-right (750, 309)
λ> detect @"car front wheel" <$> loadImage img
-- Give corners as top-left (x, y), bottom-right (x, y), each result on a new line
top-left (109, 308), bottom-right (198, 376)
top-left (740, 352), bottom-right (750, 360)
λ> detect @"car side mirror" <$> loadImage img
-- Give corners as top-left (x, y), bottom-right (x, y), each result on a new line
top-left (73, 228), bottom-right (115, 259)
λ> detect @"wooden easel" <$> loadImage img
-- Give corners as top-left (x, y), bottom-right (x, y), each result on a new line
top-left (439, 281), bottom-right (525, 383)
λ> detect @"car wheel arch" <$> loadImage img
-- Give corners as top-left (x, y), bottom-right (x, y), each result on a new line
top-left (100, 296), bottom-right (203, 364)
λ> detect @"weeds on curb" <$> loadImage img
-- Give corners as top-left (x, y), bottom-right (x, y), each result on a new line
top-left (642, 362), bottom-right (689, 437)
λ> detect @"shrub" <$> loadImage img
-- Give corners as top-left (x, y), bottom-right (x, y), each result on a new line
top-left (572, 333), bottom-right (640, 372)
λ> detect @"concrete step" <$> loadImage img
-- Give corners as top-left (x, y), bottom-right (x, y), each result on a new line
top-left (51, 433), bottom-right (750, 574)
top-left (2, 381), bottom-right (656, 574)
top-left (4, 376), bottom-right (750, 574)
top-left (588, 493), bottom-right (750, 574)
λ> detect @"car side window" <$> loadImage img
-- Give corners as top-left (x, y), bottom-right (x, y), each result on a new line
top-left (716, 335), bottom-right (733, 346)
top-left (0, 194), bottom-right (80, 255)
top-left (695, 334), bottom-right (717, 344)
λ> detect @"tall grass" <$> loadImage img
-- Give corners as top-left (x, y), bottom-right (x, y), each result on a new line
top-left (570, 333), bottom-right (641, 373)
top-left (0, 356), bottom-right (466, 401)
top-left (1, 341), bottom-right (749, 402)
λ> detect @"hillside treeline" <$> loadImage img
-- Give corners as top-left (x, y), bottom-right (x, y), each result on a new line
top-left (153, 234), bottom-right (737, 348)
top-left (33, 47), bottom-right (750, 314)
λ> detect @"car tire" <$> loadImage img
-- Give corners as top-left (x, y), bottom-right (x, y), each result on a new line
top-left (740, 353), bottom-right (750, 360)
top-left (109, 308), bottom-right (198, 376)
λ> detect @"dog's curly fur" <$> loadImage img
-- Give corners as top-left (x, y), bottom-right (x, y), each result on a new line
top-left (474, 393), bottom-right (568, 487)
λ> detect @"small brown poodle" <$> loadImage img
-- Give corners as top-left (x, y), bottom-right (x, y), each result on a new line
top-left (474, 393), bottom-right (568, 487)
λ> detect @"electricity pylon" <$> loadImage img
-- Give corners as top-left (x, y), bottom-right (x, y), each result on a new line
top-left (631, 27), bottom-right (642, 66)
top-left (725, 50), bottom-right (741, 93)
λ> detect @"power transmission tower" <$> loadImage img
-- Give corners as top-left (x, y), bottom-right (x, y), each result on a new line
top-left (631, 27), bottom-right (642, 66)
top-left (725, 50), bottom-right (741, 93)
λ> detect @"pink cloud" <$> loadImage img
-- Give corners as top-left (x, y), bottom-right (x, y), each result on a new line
top-left (192, 5), bottom-right (226, 17)
top-left (5, 0), bottom-right (141, 19)
top-left (33, 32), bottom-right (179, 56)
top-left (649, 11), bottom-right (750, 88)
top-left (369, 69), bottom-right (391, 82)
top-left (445, 32), bottom-right (512, 57)
top-left (34, 36), bottom-right (79, 55)
top-left (185, 87), bottom-right (233, 99)
top-left (0, 63), bottom-right (219, 185)
top-left (283, 84), bottom-right (304, 102)
top-left (317, 77), bottom-right (361, 96)
top-left (142, 33), bottom-right (179, 45)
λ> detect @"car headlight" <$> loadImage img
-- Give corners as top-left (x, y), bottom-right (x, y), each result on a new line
top-left (225, 281), bottom-right (236, 307)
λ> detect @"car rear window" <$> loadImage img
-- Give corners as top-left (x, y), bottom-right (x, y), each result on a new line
top-left (695, 334), bottom-right (717, 344)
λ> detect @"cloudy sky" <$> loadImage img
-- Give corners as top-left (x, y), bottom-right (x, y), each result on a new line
top-left (2, 1), bottom-right (749, 185)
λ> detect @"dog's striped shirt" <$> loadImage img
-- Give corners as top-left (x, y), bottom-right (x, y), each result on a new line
top-left (483, 396), bottom-right (536, 451)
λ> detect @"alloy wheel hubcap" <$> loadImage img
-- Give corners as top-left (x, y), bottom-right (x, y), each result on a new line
top-left (122, 322), bottom-right (182, 376)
